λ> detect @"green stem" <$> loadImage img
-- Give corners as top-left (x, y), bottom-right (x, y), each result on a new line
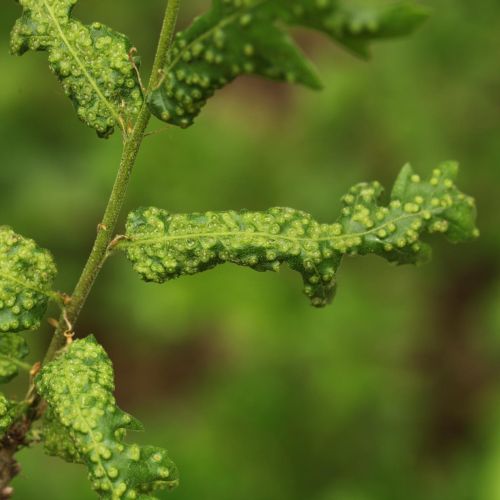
top-left (43, 0), bottom-right (182, 364)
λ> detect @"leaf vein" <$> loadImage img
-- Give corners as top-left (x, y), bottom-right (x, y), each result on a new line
top-left (40, 0), bottom-right (124, 131)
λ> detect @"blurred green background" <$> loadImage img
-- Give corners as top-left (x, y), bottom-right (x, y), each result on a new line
top-left (1, 1), bottom-right (499, 498)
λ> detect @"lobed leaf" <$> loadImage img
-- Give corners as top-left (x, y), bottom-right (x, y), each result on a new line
top-left (0, 227), bottom-right (57, 333)
top-left (149, 0), bottom-right (429, 128)
top-left (119, 162), bottom-right (478, 307)
top-left (10, 0), bottom-right (143, 138)
top-left (36, 336), bottom-right (179, 499)
top-left (0, 333), bottom-right (29, 383)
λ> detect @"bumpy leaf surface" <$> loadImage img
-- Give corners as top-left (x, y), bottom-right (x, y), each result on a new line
top-left (40, 407), bottom-right (84, 464)
top-left (149, 0), bottom-right (429, 127)
top-left (10, 0), bottom-right (143, 138)
top-left (0, 227), bottom-right (57, 333)
top-left (120, 162), bottom-right (478, 307)
top-left (0, 333), bottom-right (29, 383)
top-left (36, 336), bottom-right (179, 499)
top-left (0, 394), bottom-right (14, 437)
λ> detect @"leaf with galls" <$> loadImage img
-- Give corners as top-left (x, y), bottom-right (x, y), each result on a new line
top-left (10, 0), bottom-right (143, 138)
top-left (36, 336), bottom-right (179, 499)
top-left (119, 162), bottom-right (478, 307)
top-left (0, 333), bottom-right (29, 383)
top-left (149, 0), bottom-right (429, 128)
top-left (40, 408), bottom-right (85, 464)
top-left (0, 227), bottom-right (57, 333)
top-left (318, 0), bottom-right (431, 57)
top-left (0, 394), bottom-right (14, 437)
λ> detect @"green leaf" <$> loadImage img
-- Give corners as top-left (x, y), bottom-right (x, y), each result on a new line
top-left (0, 333), bottom-right (29, 383)
top-left (40, 407), bottom-right (84, 464)
top-left (0, 227), bottom-right (57, 333)
top-left (320, 0), bottom-right (432, 58)
top-left (10, 0), bottom-right (143, 138)
top-left (119, 162), bottom-right (478, 307)
top-left (0, 393), bottom-right (14, 437)
top-left (36, 336), bottom-right (179, 499)
top-left (148, 0), bottom-right (429, 128)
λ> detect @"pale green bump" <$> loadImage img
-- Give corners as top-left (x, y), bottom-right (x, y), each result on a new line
top-left (148, 0), bottom-right (429, 127)
top-left (10, 0), bottom-right (143, 138)
top-left (0, 227), bottom-right (57, 333)
top-left (40, 408), bottom-right (84, 464)
top-left (37, 336), bottom-right (179, 497)
top-left (120, 163), bottom-right (478, 307)
top-left (0, 394), bottom-right (14, 436)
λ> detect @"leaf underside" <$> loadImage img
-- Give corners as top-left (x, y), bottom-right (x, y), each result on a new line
top-left (36, 336), bottom-right (179, 499)
top-left (0, 333), bottom-right (29, 383)
top-left (0, 227), bottom-right (57, 333)
top-left (120, 162), bottom-right (478, 307)
top-left (11, 0), bottom-right (143, 138)
top-left (148, 0), bottom-right (429, 127)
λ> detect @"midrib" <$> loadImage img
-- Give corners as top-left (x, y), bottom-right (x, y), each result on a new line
top-left (122, 209), bottom-right (440, 248)
top-left (61, 363), bottom-right (116, 495)
top-left (40, 0), bottom-right (123, 130)
top-left (0, 268), bottom-right (48, 297)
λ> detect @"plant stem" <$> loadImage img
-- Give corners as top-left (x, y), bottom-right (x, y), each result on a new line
top-left (0, 2), bottom-right (181, 492)
top-left (43, 0), bottom-right (182, 363)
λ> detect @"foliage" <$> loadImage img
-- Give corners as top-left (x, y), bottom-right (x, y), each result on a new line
top-left (0, 333), bottom-right (29, 383)
top-left (11, 0), bottom-right (143, 137)
top-left (0, 227), bottom-right (57, 334)
top-left (120, 162), bottom-right (477, 307)
top-left (0, 0), bottom-right (484, 499)
top-left (0, 394), bottom-right (14, 437)
top-left (149, 0), bottom-right (429, 127)
top-left (36, 336), bottom-right (179, 498)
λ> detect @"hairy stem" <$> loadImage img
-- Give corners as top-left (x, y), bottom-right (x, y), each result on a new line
top-left (0, 0), bottom-right (181, 491)
top-left (0, 1), bottom-right (181, 491)
top-left (44, 0), bottom-right (181, 363)
top-left (0, 0), bottom-right (181, 492)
